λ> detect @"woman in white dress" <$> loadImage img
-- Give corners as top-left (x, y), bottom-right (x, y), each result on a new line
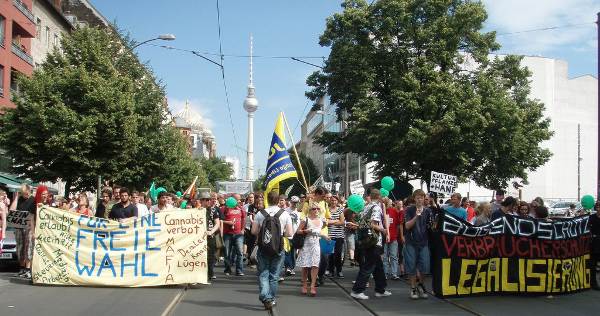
top-left (296, 203), bottom-right (330, 296)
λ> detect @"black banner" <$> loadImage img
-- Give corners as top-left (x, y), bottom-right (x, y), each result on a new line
top-left (432, 214), bottom-right (592, 297)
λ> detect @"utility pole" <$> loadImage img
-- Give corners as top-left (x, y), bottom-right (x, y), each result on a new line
top-left (578, 123), bottom-right (582, 201)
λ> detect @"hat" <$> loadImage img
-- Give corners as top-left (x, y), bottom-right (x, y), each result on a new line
top-left (197, 191), bottom-right (211, 200)
top-left (291, 196), bottom-right (300, 203)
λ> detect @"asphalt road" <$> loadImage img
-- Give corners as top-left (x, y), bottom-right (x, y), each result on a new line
top-left (1, 262), bottom-right (599, 316)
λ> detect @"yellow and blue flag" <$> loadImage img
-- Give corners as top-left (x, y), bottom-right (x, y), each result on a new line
top-left (264, 112), bottom-right (297, 205)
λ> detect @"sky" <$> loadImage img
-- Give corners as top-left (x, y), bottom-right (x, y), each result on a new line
top-left (90, 0), bottom-right (599, 179)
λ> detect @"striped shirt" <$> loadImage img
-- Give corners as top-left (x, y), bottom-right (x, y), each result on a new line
top-left (328, 207), bottom-right (345, 239)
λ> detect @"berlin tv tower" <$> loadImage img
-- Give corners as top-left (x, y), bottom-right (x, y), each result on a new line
top-left (243, 35), bottom-right (258, 181)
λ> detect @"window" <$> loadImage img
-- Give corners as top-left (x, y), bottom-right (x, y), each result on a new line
top-left (36, 18), bottom-right (41, 38)
top-left (0, 65), bottom-right (4, 97)
top-left (10, 69), bottom-right (19, 96)
top-left (45, 26), bottom-right (50, 48)
top-left (0, 15), bottom-right (5, 47)
top-left (54, 33), bottom-right (59, 47)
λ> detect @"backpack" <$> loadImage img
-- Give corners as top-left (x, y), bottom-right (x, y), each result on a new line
top-left (356, 205), bottom-right (379, 249)
top-left (258, 209), bottom-right (285, 257)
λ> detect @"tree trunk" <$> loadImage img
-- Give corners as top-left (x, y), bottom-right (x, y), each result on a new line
top-left (64, 179), bottom-right (72, 198)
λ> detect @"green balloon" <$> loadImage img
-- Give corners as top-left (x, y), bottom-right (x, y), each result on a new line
top-left (381, 176), bottom-right (394, 191)
top-left (347, 194), bottom-right (365, 213)
top-left (380, 188), bottom-right (389, 197)
top-left (176, 191), bottom-right (183, 198)
top-left (225, 197), bottom-right (238, 208)
top-left (180, 200), bottom-right (188, 209)
top-left (581, 194), bottom-right (595, 209)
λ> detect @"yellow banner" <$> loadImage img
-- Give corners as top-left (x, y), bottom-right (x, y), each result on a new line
top-left (32, 206), bottom-right (208, 287)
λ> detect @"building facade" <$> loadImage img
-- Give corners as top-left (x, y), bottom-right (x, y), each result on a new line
top-left (0, 0), bottom-right (36, 109)
top-left (31, 0), bottom-right (73, 66)
top-left (173, 101), bottom-right (217, 159)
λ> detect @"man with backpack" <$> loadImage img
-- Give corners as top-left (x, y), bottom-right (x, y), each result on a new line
top-left (351, 189), bottom-right (391, 300)
top-left (251, 191), bottom-right (294, 310)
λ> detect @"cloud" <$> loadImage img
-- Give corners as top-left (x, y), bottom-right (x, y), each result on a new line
top-left (483, 0), bottom-right (599, 53)
top-left (167, 97), bottom-right (215, 131)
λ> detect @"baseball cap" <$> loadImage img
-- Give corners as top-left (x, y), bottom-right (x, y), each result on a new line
top-left (291, 196), bottom-right (300, 203)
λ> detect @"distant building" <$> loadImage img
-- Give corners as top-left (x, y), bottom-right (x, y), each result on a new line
top-left (173, 100), bottom-right (217, 159)
top-left (0, 0), bottom-right (36, 109)
top-left (31, 0), bottom-right (74, 66)
top-left (224, 156), bottom-right (241, 180)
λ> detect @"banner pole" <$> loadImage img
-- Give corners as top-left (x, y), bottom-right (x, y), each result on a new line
top-left (282, 112), bottom-right (309, 193)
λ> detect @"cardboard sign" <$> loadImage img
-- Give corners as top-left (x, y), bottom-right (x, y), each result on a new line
top-left (349, 180), bottom-right (365, 196)
top-left (432, 213), bottom-right (591, 297)
top-left (430, 171), bottom-right (457, 195)
top-left (32, 206), bottom-right (207, 287)
top-left (6, 210), bottom-right (30, 228)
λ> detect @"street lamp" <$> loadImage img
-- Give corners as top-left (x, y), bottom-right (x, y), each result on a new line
top-left (131, 34), bottom-right (176, 50)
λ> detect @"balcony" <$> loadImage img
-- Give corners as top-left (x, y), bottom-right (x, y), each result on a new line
top-left (11, 43), bottom-right (34, 66)
top-left (13, 0), bottom-right (35, 23)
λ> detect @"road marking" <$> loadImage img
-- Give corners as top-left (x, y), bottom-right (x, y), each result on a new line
top-left (160, 285), bottom-right (188, 316)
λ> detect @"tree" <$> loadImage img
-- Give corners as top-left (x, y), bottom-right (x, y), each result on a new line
top-left (200, 157), bottom-right (234, 188)
top-left (308, 0), bottom-right (552, 190)
top-left (0, 27), bottom-right (202, 195)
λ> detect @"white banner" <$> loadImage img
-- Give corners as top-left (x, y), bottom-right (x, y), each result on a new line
top-left (430, 171), bottom-right (457, 195)
top-left (216, 181), bottom-right (253, 194)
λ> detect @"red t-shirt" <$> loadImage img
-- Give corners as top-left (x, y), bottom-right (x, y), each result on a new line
top-left (466, 206), bottom-right (476, 222)
top-left (386, 207), bottom-right (402, 242)
top-left (223, 206), bottom-right (245, 235)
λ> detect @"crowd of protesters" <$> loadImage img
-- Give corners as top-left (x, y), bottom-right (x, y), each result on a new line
top-left (0, 183), bottom-right (599, 310)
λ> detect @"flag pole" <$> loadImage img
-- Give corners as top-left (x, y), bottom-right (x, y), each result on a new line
top-left (281, 112), bottom-right (309, 193)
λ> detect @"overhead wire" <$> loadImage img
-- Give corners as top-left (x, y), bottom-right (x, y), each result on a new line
top-left (215, 0), bottom-right (242, 160)
top-left (495, 22), bottom-right (594, 36)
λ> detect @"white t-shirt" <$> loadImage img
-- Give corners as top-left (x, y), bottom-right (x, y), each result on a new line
top-left (254, 206), bottom-right (292, 236)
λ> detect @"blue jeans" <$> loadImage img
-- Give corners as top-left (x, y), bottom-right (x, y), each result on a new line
top-left (383, 241), bottom-right (399, 277)
top-left (284, 244), bottom-right (295, 270)
top-left (403, 243), bottom-right (430, 276)
top-left (223, 234), bottom-right (244, 274)
top-left (257, 249), bottom-right (285, 303)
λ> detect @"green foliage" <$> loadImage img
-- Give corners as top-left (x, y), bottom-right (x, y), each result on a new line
top-left (0, 27), bottom-right (203, 194)
top-left (308, 0), bottom-right (552, 190)
top-left (200, 156), bottom-right (234, 188)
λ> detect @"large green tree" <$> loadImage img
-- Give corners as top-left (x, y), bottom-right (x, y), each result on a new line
top-left (308, 0), bottom-right (552, 190)
top-left (0, 27), bottom-right (203, 194)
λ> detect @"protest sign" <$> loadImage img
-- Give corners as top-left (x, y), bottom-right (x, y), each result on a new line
top-left (7, 210), bottom-right (29, 228)
top-left (216, 181), bottom-right (253, 194)
top-left (349, 180), bottom-right (365, 196)
top-left (430, 171), bottom-right (457, 195)
top-left (432, 213), bottom-right (591, 297)
top-left (32, 206), bottom-right (207, 287)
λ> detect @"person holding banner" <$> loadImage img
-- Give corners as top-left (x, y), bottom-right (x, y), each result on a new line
top-left (404, 189), bottom-right (432, 299)
top-left (109, 188), bottom-right (138, 221)
top-left (590, 201), bottom-right (600, 290)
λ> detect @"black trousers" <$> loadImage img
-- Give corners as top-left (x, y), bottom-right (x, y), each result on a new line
top-left (327, 238), bottom-right (345, 274)
top-left (352, 246), bottom-right (387, 294)
top-left (591, 254), bottom-right (599, 288)
top-left (207, 236), bottom-right (216, 279)
top-left (318, 249), bottom-right (329, 279)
